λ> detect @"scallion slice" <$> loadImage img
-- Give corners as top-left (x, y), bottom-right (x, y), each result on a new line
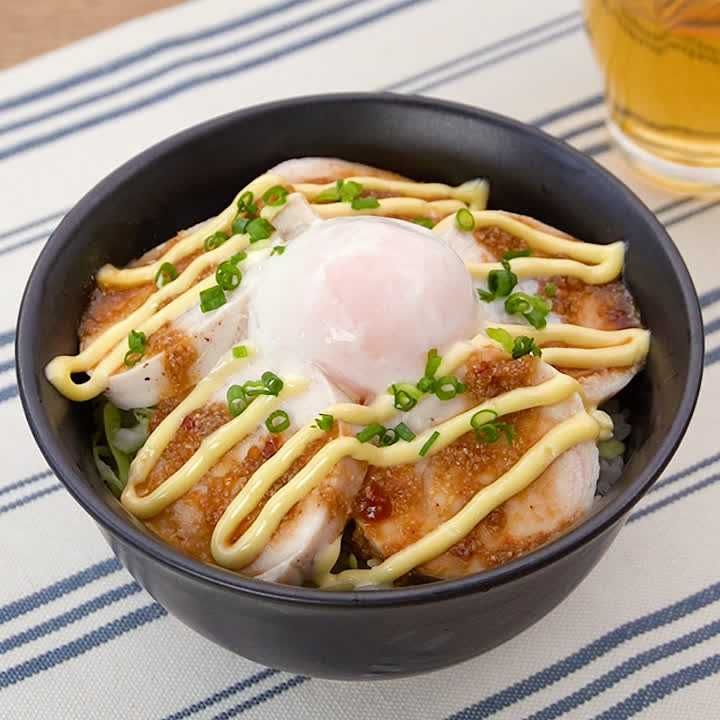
top-left (232, 216), bottom-right (250, 235)
top-left (154, 262), bottom-right (178, 288)
top-left (351, 196), bottom-right (380, 210)
top-left (412, 217), bottom-right (434, 229)
top-left (270, 246), bottom-right (286, 256)
top-left (424, 348), bottom-right (442, 379)
top-left (237, 191), bottom-right (257, 216)
top-left (203, 231), bottom-right (229, 252)
top-left (544, 282), bottom-right (557, 298)
top-left (314, 413), bottom-right (334, 432)
top-left (503, 248), bottom-right (532, 260)
top-left (226, 385), bottom-right (249, 417)
top-left (419, 430), bottom-right (440, 457)
top-left (124, 330), bottom-right (147, 367)
top-left (504, 292), bottom-right (550, 329)
top-left (356, 423), bottom-right (385, 444)
top-left (380, 427), bottom-right (399, 447)
top-left (390, 383), bottom-right (420, 412)
top-left (455, 208), bottom-right (475, 231)
top-left (340, 181), bottom-right (364, 203)
top-left (215, 261), bottom-right (242, 291)
top-left (266, 409), bottom-right (290, 434)
top-left (199, 285), bottom-right (227, 313)
top-left (246, 217), bottom-right (275, 243)
top-left (232, 345), bottom-right (249, 359)
top-left (395, 422), bottom-right (416, 442)
top-left (262, 185), bottom-right (289, 207)
top-left (261, 371), bottom-right (284, 396)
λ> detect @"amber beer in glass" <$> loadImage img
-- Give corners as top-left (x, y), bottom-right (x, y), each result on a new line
top-left (584, 1), bottom-right (720, 191)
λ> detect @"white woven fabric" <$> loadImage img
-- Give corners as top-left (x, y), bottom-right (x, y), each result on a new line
top-left (0, 1), bottom-right (718, 717)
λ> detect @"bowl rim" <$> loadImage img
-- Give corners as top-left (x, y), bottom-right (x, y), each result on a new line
top-left (16, 92), bottom-right (704, 608)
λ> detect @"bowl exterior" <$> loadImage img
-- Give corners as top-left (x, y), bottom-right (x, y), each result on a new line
top-left (103, 518), bottom-right (624, 679)
top-left (17, 93), bottom-right (703, 678)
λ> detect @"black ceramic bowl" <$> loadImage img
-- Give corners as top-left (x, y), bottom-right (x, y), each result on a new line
top-left (17, 93), bottom-right (703, 680)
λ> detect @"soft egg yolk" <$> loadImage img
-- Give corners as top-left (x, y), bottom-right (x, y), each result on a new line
top-left (248, 217), bottom-right (481, 397)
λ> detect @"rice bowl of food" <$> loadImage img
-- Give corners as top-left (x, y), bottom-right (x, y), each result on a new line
top-left (16, 94), bottom-right (703, 678)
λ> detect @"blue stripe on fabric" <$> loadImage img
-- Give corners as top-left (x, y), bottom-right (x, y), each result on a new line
top-left (0, 582), bottom-right (141, 655)
top-left (0, 329), bottom-right (14, 347)
top-left (0, 0), bottom-right (313, 115)
top-left (162, 669), bottom-right (279, 720)
top-left (0, 358), bottom-right (15, 374)
top-left (0, 230), bottom-right (51, 258)
top-left (0, 210), bottom-right (65, 243)
top-left (705, 346), bottom-right (720, 367)
top-left (581, 140), bottom-right (611, 157)
top-left (0, 602), bottom-right (166, 690)
top-left (0, 0), bottom-right (431, 162)
top-left (0, 469), bottom-right (53, 498)
top-left (382, 10), bottom-right (580, 92)
top-left (650, 451), bottom-right (720, 495)
top-left (706, 316), bottom-right (720, 337)
top-left (527, 618), bottom-right (720, 720)
top-left (210, 675), bottom-right (310, 720)
top-left (531, 94), bottom-right (604, 128)
top-left (0, 482), bottom-right (62, 514)
top-left (594, 652), bottom-right (720, 720)
top-left (0, 383), bottom-right (18, 403)
top-left (411, 22), bottom-right (583, 95)
top-left (557, 119), bottom-right (604, 142)
top-left (0, 0), bottom-right (372, 138)
top-left (701, 287), bottom-right (720, 308)
top-left (664, 200), bottom-right (720, 229)
top-left (0, 557), bottom-right (121, 625)
top-left (446, 581), bottom-right (720, 719)
top-left (628, 470), bottom-right (720, 524)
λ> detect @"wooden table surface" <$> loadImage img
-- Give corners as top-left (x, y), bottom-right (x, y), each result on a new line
top-left (0, 0), bottom-right (182, 69)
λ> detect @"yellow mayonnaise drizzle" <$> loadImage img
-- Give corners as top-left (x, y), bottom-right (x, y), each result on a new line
top-left (45, 169), bottom-right (653, 589)
top-left (295, 177), bottom-right (490, 209)
top-left (487, 324), bottom-right (651, 369)
top-left (435, 210), bottom-right (626, 285)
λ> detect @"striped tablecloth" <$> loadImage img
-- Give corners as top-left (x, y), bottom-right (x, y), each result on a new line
top-left (1, 1), bottom-right (718, 718)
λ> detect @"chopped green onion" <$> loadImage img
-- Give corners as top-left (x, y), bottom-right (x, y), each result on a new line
top-left (424, 348), bottom-right (442, 379)
top-left (230, 250), bottom-right (247, 265)
top-left (124, 329), bottom-right (147, 367)
top-left (270, 246), bottom-right (286, 256)
top-left (232, 345), bottom-right (249, 359)
top-left (504, 292), bottom-right (550, 329)
top-left (154, 262), bottom-right (178, 288)
top-left (380, 427), bottom-right (399, 447)
top-left (262, 185), bottom-right (289, 207)
top-left (395, 422), bottom-right (416, 442)
top-left (390, 383), bottom-right (421, 412)
top-left (356, 423), bottom-right (385, 444)
top-left (477, 289), bottom-right (495, 302)
top-left (246, 217), bottom-right (275, 243)
top-left (416, 376), bottom-right (435, 394)
top-left (419, 430), bottom-right (440, 457)
top-left (470, 409), bottom-right (514, 444)
top-left (199, 285), bottom-right (227, 313)
top-left (237, 191), bottom-right (257, 216)
top-left (544, 282), bottom-right (557, 298)
top-left (434, 375), bottom-right (466, 401)
top-left (232, 216), bottom-right (250, 235)
top-left (226, 385), bottom-right (249, 417)
top-left (455, 208), bottom-right (475, 231)
top-left (351, 196), bottom-right (380, 210)
top-left (339, 181), bottom-right (363, 203)
top-left (503, 248), bottom-right (532, 260)
top-left (203, 231), bottom-right (229, 252)
top-left (315, 413), bottom-right (334, 432)
top-left (215, 260), bottom-right (242, 291)
top-left (242, 379), bottom-right (270, 398)
top-left (486, 327), bottom-right (514, 355)
top-left (511, 335), bottom-right (542, 359)
top-left (412, 217), bottom-right (434, 229)
top-left (261, 371), bottom-right (284, 396)
top-left (470, 409), bottom-right (498, 431)
top-left (314, 186), bottom-right (342, 204)
top-left (266, 409), bottom-right (290, 434)
top-left (598, 438), bottom-right (625, 460)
